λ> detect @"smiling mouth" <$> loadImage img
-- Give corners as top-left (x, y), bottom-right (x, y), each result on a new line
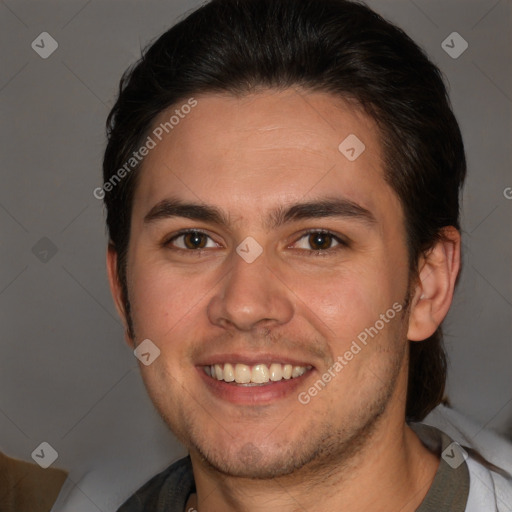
top-left (204, 362), bottom-right (313, 385)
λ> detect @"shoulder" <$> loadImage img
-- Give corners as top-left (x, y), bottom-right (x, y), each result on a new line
top-left (116, 455), bottom-right (194, 512)
top-left (464, 456), bottom-right (512, 512)
top-left (415, 405), bottom-right (512, 511)
top-left (423, 404), bottom-right (512, 476)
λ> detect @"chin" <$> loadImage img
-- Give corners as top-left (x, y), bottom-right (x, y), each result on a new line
top-left (191, 435), bottom-right (322, 479)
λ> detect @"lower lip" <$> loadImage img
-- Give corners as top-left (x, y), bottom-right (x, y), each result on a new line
top-left (196, 367), bottom-right (314, 405)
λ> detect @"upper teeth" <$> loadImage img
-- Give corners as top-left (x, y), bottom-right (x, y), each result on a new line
top-left (205, 363), bottom-right (312, 384)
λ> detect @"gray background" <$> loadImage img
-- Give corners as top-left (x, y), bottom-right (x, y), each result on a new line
top-left (1, 0), bottom-right (511, 510)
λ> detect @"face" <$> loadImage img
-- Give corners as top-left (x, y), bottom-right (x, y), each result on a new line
top-left (117, 88), bottom-right (414, 478)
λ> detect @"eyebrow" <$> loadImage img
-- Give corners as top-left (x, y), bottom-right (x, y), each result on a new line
top-left (143, 196), bottom-right (377, 230)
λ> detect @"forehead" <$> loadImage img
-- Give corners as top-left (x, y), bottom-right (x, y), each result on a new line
top-left (132, 88), bottom-right (400, 229)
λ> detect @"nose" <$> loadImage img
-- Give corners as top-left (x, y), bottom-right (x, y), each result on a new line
top-left (207, 246), bottom-right (294, 333)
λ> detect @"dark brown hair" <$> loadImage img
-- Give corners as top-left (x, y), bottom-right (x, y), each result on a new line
top-left (102, 0), bottom-right (466, 422)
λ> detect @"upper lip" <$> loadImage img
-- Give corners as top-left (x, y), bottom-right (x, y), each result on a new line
top-left (196, 353), bottom-right (314, 368)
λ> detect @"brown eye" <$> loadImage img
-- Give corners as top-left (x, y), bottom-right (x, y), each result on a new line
top-left (293, 230), bottom-right (346, 253)
top-left (183, 231), bottom-right (207, 249)
top-left (308, 232), bottom-right (334, 250)
top-left (167, 230), bottom-right (217, 250)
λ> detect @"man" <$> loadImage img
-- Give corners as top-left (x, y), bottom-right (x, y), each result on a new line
top-left (101, 0), bottom-right (512, 510)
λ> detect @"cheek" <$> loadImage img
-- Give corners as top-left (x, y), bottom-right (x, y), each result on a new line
top-left (295, 270), bottom-right (407, 395)
top-left (294, 265), bottom-right (398, 342)
top-left (127, 255), bottom-right (206, 340)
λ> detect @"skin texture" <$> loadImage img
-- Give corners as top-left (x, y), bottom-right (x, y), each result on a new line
top-left (107, 88), bottom-right (461, 512)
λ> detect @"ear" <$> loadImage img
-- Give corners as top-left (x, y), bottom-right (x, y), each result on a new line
top-left (407, 227), bottom-right (461, 341)
top-left (106, 243), bottom-right (134, 348)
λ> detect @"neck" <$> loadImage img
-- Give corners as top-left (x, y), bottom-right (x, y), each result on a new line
top-left (187, 415), bottom-right (439, 512)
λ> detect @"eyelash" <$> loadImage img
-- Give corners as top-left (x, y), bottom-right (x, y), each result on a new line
top-left (163, 228), bottom-right (348, 256)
